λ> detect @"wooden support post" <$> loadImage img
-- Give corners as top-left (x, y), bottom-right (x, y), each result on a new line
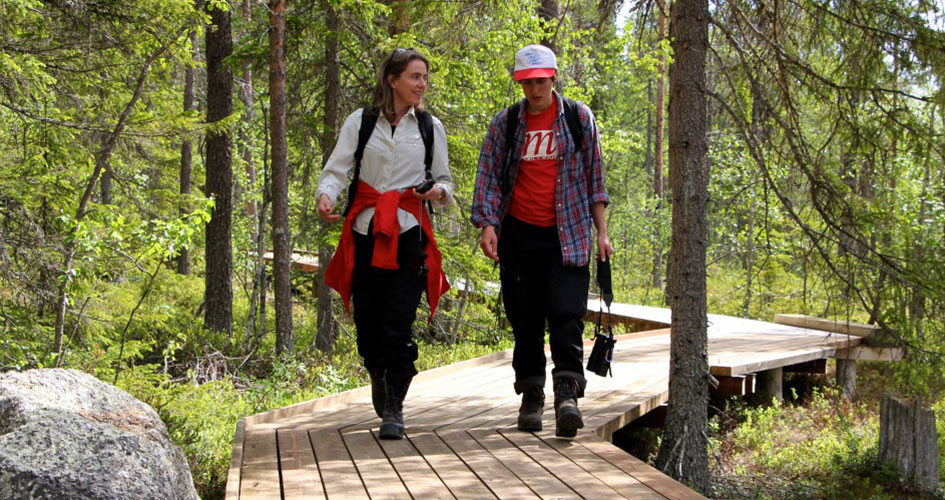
top-left (755, 367), bottom-right (782, 405)
top-left (836, 359), bottom-right (857, 399)
top-left (879, 393), bottom-right (939, 491)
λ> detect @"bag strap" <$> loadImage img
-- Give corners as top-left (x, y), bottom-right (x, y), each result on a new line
top-left (343, 106), bottom-right (380, 217)
top-left (500, 97), bottom-right (585, 196)
top-left (595, 297), bottom-right (614, 377)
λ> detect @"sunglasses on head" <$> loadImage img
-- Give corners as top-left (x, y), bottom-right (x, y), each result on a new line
top-left (389, 47), bottom-right (416, 62)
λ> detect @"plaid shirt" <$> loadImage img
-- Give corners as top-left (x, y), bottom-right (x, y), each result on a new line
top-left (472, 92), bottom-right (609, 267)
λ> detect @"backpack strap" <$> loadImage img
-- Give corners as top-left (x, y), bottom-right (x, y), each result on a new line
top-left (416, 109), bottom-right (435, 214)
top-left (500, 102), bottom-right (521, 196)
top-left (500, 97), bottom-right (586, 196)
top-left (416, 109), bottom-right (434, 173)
top-left (343, 106), bottom-right (380, 217)
top-left (561, 97), bottom-right (585, 151)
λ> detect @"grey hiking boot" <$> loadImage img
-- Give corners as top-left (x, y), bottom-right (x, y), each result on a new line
top-left (553, 377), bottom-right (584, 438)
top-left (517, 385), bottom-right (545, 431)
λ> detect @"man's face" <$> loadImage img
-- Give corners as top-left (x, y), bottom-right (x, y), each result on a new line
top-left (519, 77), bottom-right (554, 110)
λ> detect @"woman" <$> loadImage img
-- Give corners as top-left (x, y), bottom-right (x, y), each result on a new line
top-left (317, 48), bottom-right (452, 440)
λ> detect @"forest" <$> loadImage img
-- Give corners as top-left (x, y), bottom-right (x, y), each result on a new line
top-left (2, 0), bottom-right (944, 498)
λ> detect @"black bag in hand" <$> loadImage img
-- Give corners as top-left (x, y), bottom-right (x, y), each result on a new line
top-left (587, 258), bottom-right (615, 377)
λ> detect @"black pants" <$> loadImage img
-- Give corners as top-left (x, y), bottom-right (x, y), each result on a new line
top-left (498, 216), bottom-right (589, 394)
top-left (352, 225), bottom-right (425, 381)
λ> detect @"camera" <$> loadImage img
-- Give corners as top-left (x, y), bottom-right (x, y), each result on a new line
top-left (415, 171), bottom-right (435, 194)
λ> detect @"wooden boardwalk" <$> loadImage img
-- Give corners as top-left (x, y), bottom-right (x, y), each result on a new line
top-left (226, 303), bottom-right (861, 499)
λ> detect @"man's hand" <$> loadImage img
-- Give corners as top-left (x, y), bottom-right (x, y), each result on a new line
top-left (597, 231), bottom-right (614, 262)
top-left (317, 193), bottom-right (340, 223)
top-left (479, 225), bottom-right (499, 261)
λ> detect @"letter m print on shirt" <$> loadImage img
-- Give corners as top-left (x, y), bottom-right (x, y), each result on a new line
top-left (523, 130), bottom-right (557, 161)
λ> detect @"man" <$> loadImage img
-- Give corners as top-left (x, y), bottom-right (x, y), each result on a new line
top-left (472, 44), bottom-right (613, 437)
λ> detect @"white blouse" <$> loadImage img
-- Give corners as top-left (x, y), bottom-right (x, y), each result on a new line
top-left (316, 107), bottom-right (453, 234)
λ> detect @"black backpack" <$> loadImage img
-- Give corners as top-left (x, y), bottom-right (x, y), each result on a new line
top-left (500, 97), bottom-right (585, 196)
top-left (342, 106), bottom-right (434, 217)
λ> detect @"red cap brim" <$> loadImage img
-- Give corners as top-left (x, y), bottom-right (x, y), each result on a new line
top-left (514, 68), bottom-right (556, 81)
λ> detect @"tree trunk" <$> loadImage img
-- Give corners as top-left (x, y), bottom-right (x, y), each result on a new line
top-left (314, 0), bottom-right (341, 353)
top-left (539, 0), bottom-right (559, 50)
top-left (389, 0), bottom-right (409, 35)
top-left (655, 0), bottom-right (710, 492)
top-left (270, 0), bottom-right (293, 355)
top-left (178, 28), bottom-right (197, 276)
top-left (879, 393), bottom-right (940, 491)
top-left (204, 1), bottom-right (234, 336)
top-left (100, 162), bottom-right (113, 204)
top-left (651, 0), bottom-right (667, 290)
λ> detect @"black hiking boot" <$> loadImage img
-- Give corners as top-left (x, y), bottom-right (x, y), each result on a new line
top-left (379, 375), bottom-right (412, 440)
top-left (517, 385), bottom-right (545, 432)
top-left (368, 367), bottom-right (386, 419)
top-left (553, 377), bottom-right (584, 438)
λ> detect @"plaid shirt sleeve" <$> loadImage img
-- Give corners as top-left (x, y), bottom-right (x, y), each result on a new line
top-left (555, 98), bottom-right (609, 267)
top-left (471, 109), bottom-right (509, 229)
top-left (581, 104), bottom-right (609, 208)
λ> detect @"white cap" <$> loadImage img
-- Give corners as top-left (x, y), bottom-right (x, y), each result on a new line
top-left (513, 44), bottom-right (557, 81)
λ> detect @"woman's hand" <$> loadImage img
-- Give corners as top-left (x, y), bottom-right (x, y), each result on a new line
top-left (317, 193), bottom-right (340, 223)
top-left (414, 185), bottom-right (446, 202)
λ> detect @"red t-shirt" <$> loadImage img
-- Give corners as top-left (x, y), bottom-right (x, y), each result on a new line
top-left (507, 96), bottom-right (558, 227)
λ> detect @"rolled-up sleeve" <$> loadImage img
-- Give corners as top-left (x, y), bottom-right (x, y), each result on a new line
top-left (471, 111), bottom-right (507, 228)
top-left (430, 116), bottom-right (453, 210)
top-left (581, 105), bottom-right (609, 207)
top-left (316, 109), bottom-right (361, 204)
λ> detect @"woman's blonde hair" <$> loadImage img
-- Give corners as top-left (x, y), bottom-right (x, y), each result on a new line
top-left (373, 48), bottom-right (429, 123)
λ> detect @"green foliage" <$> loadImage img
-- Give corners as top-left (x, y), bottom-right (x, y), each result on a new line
top-left (710, 386), bottom-right (920, 500)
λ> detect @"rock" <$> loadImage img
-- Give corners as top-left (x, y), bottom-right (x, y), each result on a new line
top-left (0, 368), bottom-right (199, 500)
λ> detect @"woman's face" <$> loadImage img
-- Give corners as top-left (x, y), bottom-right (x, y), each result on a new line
top-left (388, 59), bottom-right (428, 111)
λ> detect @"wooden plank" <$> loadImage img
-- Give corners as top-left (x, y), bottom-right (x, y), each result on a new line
top-left (245, 348), bottom-right (515, 427)
top-left (342, 428), bottom-right (412, 499)
top-left (470, 429), bottom-right (580, 499)
top-left (437, 430), bottom-right (539, 499)
top-left (709, 337), bottom-right (858, 376)
top-left (408, 431), bottom-right (497, 500)
top-left (834, 346), bottom-right (904, 361)
top-left (500, 429), bottom-right (624, 498)
top-left (259, 250), bottom-right (320, 273)
top-left (773, 313), bottom-right (881, 337)
top-left (376, 430), bottom-right (455, 499)
top-left (537, 433), bottom-right (666, 499)
top-left (240, 428), bottom-right (281, 499)
top-left (225, 418), bottom-right (246, 500)
top-left (577, 435), bottom-right (708, 500)
top-left (277, 428), bottom-right (324, 500)
top-left (309, 429), bottom-right (369, 500)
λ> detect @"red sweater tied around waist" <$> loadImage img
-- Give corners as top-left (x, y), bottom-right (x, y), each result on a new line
top-left (324, 181), bottom-right (450, 319)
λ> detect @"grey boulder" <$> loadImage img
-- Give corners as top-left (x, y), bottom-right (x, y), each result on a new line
top-left (0, 368), bottom-right (199, 500)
